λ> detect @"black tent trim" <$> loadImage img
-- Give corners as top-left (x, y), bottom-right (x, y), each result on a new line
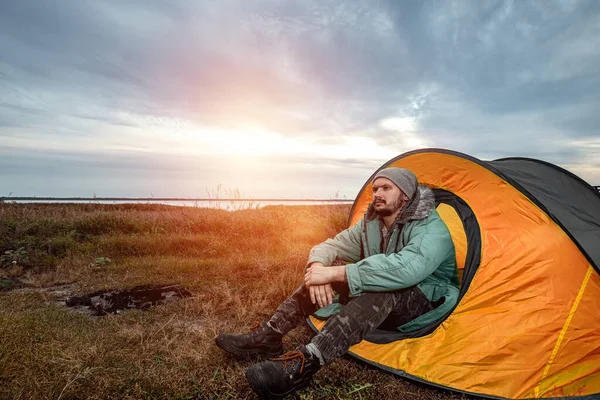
top-left (307, 317), bottom-right (599, 400)
top-left (490, 157), bottom-right (599, 274)
top-left (350, 148), bottom-right (598, 274)
top-left (433, 189), bottom-right (481, 304)
top-left (494, 157), bottom-right (600, 201)
top-left (309, 148), bottom-right (600, 398)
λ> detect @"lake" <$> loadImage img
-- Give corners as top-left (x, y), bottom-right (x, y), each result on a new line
top-left (2, 198), bottom-right (354, 210)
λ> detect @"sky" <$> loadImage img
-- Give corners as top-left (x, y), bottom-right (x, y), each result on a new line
top-left (1, 0), bottom-right (599, 199)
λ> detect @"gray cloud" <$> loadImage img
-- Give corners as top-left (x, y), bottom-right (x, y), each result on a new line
top-left (1, 0), bottom-right (599, 197)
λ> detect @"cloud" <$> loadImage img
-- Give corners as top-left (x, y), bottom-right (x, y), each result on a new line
top-left (1, 0), bottom-right (599, 197)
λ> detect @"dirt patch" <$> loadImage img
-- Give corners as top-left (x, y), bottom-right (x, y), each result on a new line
top-left (65, 285), bottom-right (192, 316)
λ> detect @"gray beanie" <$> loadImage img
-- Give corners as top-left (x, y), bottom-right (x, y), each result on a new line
top-left (373, 168), bottom-right (418, 199)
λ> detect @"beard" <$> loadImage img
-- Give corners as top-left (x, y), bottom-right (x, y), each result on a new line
top-left (373, 197), bottom-right (403, 217)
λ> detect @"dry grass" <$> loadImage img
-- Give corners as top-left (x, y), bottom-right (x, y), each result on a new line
top-left (0, 203), bottom-right (470, 400)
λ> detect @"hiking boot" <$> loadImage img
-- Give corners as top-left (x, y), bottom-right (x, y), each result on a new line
top-left (245, 346), bottom-right (321, 399)
top-left (215, 322), bottom-right (283, 359)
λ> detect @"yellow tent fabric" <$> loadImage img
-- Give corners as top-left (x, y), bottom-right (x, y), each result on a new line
top-left (309, 150), bottom-right (600, 399)
top-left (436, 203), bottom-right (467, 283)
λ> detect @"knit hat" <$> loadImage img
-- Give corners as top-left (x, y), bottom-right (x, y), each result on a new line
top-left (373, 168), bottom-right (418, 199)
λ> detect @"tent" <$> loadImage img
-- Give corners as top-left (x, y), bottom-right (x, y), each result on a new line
top-left (308, 149), bottom-right (600, 399)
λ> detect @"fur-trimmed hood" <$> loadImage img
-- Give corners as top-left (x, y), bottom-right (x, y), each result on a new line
top-left (365, 184), bottom-right (436, 226)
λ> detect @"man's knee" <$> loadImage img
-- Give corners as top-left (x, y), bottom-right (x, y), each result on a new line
top-left (349, 291), bottom-right (398, 308)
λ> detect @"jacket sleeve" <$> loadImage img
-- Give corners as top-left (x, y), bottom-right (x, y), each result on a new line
top-left (345, 221), bottom-right (451, 297)
top-left (306, 219), bottom-right (364, 267)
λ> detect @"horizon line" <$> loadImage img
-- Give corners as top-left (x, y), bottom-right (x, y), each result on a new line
top-left (2, 186), bottom-right (599, 201)
top-left (0, 197), bottom-right (355, 202)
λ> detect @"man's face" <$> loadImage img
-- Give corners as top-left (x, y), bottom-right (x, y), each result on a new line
top-left (372, 177), bottom-right (407, 217)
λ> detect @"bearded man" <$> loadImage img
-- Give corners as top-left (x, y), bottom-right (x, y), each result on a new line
top-left (216, 167), bottom-right (459, 398)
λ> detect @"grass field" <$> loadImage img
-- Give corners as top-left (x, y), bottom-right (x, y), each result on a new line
top-left (0, 203), bottom-right (470, 400)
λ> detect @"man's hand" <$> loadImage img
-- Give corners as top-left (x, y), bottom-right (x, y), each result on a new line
top-left (309, 284), bottom-right (334, 308)
top-left (304, 263), bottom-right (347, 308)
top-left (304, 263), bottom-right (347, 287)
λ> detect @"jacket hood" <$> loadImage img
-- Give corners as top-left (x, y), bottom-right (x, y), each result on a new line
top-left (365, 184), bottom-right (436, 225)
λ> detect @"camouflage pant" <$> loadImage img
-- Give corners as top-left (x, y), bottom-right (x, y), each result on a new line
top-left (268, 283), bottom-right (433, 364)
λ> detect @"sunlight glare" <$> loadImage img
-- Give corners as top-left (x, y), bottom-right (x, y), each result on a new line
top-left (380, 117), bottom-right (416, 132)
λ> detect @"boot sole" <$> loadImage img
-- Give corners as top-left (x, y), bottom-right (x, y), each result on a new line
top-left (215, 338), bottom-right (283, 360)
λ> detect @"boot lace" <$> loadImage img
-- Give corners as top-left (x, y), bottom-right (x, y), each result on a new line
top-left (271, 350), bottom-right (306, 374)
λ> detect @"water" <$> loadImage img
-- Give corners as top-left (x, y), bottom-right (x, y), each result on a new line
top-left (3, 199), bottom-right (353, 210)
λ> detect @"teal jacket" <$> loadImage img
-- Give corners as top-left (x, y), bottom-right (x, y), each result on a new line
top-left (307, 185), bottom-right (459, 333)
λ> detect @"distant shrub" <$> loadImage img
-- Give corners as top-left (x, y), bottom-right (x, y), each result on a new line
top-left (20, 218), bottom-right (70, 237)
top-left (74, 214), bottom-right (143, 235)
top-left (45, 235), bottom-right (76, 258)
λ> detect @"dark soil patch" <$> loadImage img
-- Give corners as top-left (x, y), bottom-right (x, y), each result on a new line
top-left (65, 284), bottom-right (192, 316)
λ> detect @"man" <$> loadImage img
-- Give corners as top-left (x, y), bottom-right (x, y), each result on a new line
top-left (216, 167), bottom-right (459, 398)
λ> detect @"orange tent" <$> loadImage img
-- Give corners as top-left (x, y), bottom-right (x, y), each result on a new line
top-left (308, 149), bottom-right (600, 399)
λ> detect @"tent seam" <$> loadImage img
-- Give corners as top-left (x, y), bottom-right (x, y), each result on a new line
top-left (533, 265), bottom-right (593, 398)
